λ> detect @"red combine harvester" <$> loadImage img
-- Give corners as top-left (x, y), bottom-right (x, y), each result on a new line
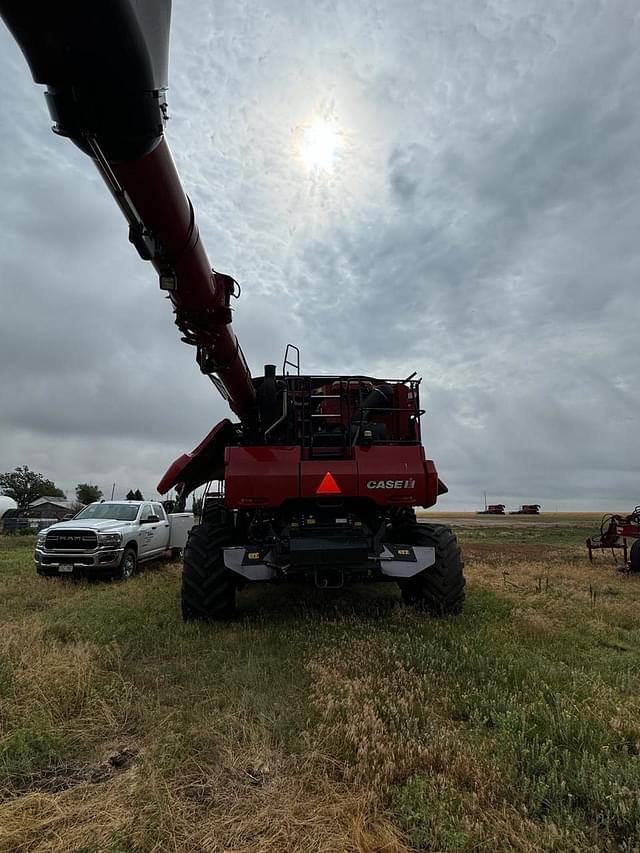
top-left (477, 504), bottom-right (505, 515)
top-left (510, 505), bottom-right (541, 515)
top-left (586, 508), bottom-right (640, 573)
top-left (1, 0), bottom-right (464, 619)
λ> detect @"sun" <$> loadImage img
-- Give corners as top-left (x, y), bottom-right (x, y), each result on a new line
top-left (298, 118), bottom-right (344, 172)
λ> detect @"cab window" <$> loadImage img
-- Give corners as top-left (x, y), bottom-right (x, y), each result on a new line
top-left (140, 503), bottom-right (155, 521)
top-left (152, 503), bottom-right (166, 521)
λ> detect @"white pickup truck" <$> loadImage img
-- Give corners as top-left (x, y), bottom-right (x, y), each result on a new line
top-left (34, 500), bottom-right (193, 580)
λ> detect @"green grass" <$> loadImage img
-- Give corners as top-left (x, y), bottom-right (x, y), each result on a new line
top-left (0, 527), bottom-right (639, 852)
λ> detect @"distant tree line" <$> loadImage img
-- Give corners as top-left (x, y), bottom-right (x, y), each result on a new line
top-left (0, 467), bottom-right (155, 510)
top-left (0, 465), bottom-right (65, 509)
top-left (0, 466), bottom-right (104, 510)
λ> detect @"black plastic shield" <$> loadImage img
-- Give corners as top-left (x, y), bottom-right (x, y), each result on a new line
top-left (0, 0), bottom-right (172, 161)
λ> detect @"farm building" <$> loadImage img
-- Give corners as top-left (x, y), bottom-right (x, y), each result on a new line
top-left (28, 497), bottom-right (81, 520)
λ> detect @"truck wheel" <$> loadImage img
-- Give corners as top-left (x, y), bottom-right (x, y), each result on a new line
top-left (118, 547), bottom-right (137, 581)
top-left (394, 522), bottom-right (465, 615)
top-left (182, 522), bottom-right (235, 621)
top-left (629, 539), bottom-right (640, 574)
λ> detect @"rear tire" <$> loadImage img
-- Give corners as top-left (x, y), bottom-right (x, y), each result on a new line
top-left (629, 539), bottom-right (640, 574)
top-left (182, 522), bottom-right (236, 621)
top-left (394, 522), bottom-right (465, 615)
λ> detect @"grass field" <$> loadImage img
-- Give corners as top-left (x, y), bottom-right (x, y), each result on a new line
top-left (1, 515), bottom-right (639, 852)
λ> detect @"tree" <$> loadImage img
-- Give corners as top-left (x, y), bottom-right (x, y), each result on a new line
top-left (126, 489), bottom-right (144, 501)
top-left (76, 483), bottom-right (103, 504)
top-left (40, 480), bottom-right (66, 499)
top-left (0, 465), bottom-right (66, 508)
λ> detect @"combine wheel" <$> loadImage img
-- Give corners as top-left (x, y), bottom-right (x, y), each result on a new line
top-left (629, 540), bottom-right (640, 574)
top-left (394, 522), bottom-right (465, 615)
top-left (181, 522), bottom-right (235, 621)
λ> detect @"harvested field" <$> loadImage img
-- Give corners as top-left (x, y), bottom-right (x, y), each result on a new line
top-left (1, 517), bottom-right (639, 852)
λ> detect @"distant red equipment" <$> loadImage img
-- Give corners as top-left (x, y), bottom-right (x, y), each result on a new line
top-left (510, 505), bottom-right (541, 515)
top-left (586, 508), bottom-right (640, 572)
top-left (477, 504), bottom-right (505, 515)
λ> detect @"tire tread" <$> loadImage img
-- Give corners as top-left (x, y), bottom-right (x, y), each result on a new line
top-left (181, 522), bottom-right (235, 621)
top-left (394, 522), bottom-right (465, 615)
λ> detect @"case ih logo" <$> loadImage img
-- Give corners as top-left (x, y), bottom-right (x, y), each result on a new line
top-left (366, 479), bottom-right (416, 489)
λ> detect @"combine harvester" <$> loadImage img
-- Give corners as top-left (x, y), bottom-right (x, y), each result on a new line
top-left (1, 0), bottom-right (464, 619)
top-left (586, 508), bottom-right (640, 573)
top-left (477, 504), bottom-right (505, 515)
top-left (510, 504), bottom-right (541, 515)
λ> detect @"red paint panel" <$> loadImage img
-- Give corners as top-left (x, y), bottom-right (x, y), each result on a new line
top-left (423, 459), bottom-right (440, 508)
top-left (355, 446), bottom-right (439, 508)
top-left (225, 446), bottom-right (301, 508)
top-left (157, 418), bottom-right (235, 495)
top-left (225, 444), bottom-right (441, 509)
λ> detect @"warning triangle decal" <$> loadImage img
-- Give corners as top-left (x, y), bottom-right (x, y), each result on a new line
top-left (316, 471), bottom-right (342, 495)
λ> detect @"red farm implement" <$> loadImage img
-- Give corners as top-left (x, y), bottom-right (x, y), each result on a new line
top-left (586, 508), bottom-right (640, 573)
top-left (510, 504), bottom-right (541, 515)
top-left (477, 504), bottom-right (505, 515)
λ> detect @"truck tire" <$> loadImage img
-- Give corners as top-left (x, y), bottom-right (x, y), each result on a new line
top-left (629, 539), bottom-right (640, 574)
top-left (182, 522), bottom-right (235, 621)
top-left (118, 547), bottom-right (137, 581)
top-left (393, 522), bottom-right (465, 615)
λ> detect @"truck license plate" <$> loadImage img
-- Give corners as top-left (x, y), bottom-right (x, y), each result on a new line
top-left (58, 564), bottom-right (74, 573)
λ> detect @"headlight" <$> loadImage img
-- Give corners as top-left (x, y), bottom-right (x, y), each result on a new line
top-left (98, 533), bottom-right (123, 548)
top-left (36, 532), bottom-right (46, 545)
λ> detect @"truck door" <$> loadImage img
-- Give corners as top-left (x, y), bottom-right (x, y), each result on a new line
top-left (152, 503), bottom-right (171, 551)
top-left (138, 503), bottom-right (162, 556)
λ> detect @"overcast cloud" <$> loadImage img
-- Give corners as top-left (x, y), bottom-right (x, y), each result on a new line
top-left (1, 0), bottom-right (638, 510)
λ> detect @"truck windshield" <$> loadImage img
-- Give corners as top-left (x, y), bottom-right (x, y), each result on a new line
top-left (75, 503), bottom-right (139, 521)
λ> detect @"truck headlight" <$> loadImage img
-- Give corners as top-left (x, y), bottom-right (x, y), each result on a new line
top-left (98, 533), bottom-right (123, 548)
top-left (36, 532), bottom-right (46, 545)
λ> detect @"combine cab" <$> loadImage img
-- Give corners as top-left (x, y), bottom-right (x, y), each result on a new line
top-left (586, 508), bottom-right (640, 573)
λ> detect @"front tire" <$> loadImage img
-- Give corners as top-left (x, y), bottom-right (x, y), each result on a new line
top-left (118, 547), bottom-right (137, 581)
top-left (394, 522), bottom-right (465, 615)
top-left (182, 522), bottom-right (235, 621)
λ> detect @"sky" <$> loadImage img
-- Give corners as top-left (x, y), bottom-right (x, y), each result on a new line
top-left (0, 0), bottom-right (639, 511)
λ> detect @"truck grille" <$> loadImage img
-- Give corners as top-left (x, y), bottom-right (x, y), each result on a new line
top-left (45, 530), bottom-right (98, 551)
top-left (41, 555), bottom-right (94, 566)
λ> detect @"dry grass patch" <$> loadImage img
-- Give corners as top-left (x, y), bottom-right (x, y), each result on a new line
top-left (1, 533), bottom-right (640, 851)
